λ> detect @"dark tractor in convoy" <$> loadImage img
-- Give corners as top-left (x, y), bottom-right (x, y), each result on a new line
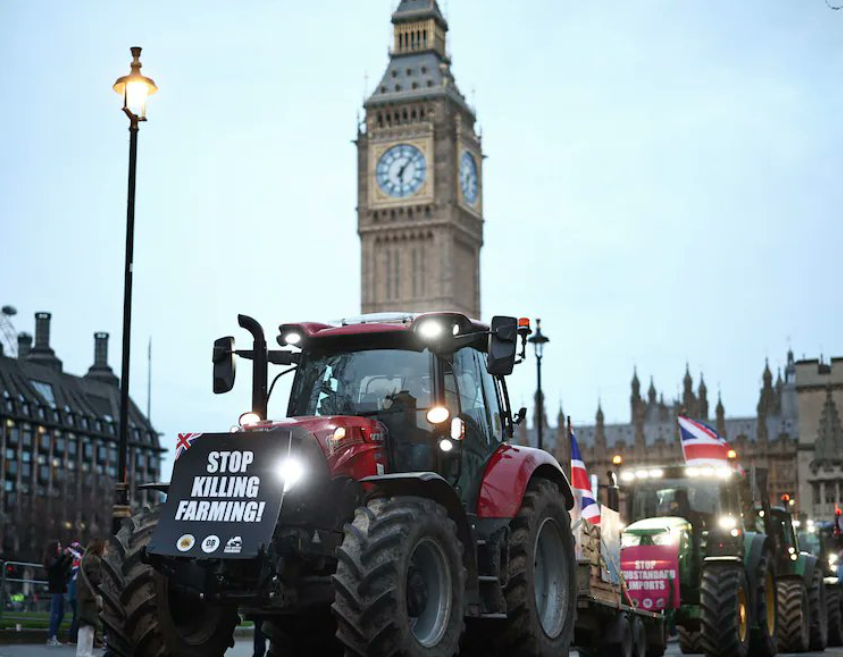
top-left (767, 504), bottom-right (827, 653)
top-left (799, 517), bottom-right (843, 646)
top-left (100, 312), bottom-right (578, 657)
top-left (621, 463), bottom-right (778, 657)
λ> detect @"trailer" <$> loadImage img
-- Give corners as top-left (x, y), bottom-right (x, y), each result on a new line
top-left (573, 511), bottom-right (667, 657)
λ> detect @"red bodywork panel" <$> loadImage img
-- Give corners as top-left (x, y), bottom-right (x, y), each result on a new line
top-left (477, 444), bottom-right (573, 518)
top-left (251, 416), bottom-right (386, 481)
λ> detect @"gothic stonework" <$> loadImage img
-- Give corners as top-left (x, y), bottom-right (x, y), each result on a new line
top-left (358, 0), bottom-right (483, 318)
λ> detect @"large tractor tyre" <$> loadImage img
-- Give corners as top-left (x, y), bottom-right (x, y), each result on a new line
top-left (777, 578), bottom-right (810, 652)
top-left (487, 478), bottom-right (576, 657)
top-left (263, 610), bottom-right (343, 657)
top-left (608, 614), bottom-right (635, 657)
top-left (332, 496), bottom-right (466, 657)
top-left (632, 616), bottom-right (647, 657)
top-left (700, 564), bottom-right (751, 657)
top-left (827, 586), bottom-right (843, 646)
top-left (809, 567), bottom-right (829, 650)
top-left (678, 627), bottom-right (702, 654)
top-left (645, 620), bottom-right (667, 657)
top-left (749, 549), bottom-right (778, 657)
top-left (99, 507), bottom-right (238, 657)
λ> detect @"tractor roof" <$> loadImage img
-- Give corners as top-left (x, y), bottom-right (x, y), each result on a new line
top-left (278, 312), bottom-right (488, 345)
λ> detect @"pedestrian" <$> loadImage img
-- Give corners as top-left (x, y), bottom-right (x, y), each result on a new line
top-left (67, 541), bottom-right (84, 644)
top-left (43, 539), bottom-right (73, 647)
top-left (253, 619), bottom-right (267, 657)
top-left (76, 538), bottom-right (106, 657)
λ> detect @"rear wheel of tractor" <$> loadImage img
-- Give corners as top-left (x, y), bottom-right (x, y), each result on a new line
top-left (263, 611), bottom-right (343, 657)
top-left (749, 549), bottom-right (778, 657)
top-left (777, 578), bottom-right (810, 652)
top-left (608, 614), bottom-right (634, 657)
top-left (678, 627), bottom-right (702, 654)
top-left (632, 616), bottom-right (647, 657)
top-left (827, 586), bottom-right (843, 646)
top-left (332, 496), bottom-right (466, 657)
top-left (700, 564), bottom-right (751, 657)
top-left (810, 566), bottom-right (829, 650)
top-left (99, 506), bottom-right (238, 657)
top-left (487, 477), bottom-right (576, 657)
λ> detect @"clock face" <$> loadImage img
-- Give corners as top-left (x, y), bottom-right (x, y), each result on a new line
top-left (460, 150), bottom-right (479, 205)
top-left (376, 144), bottom-right (427, 198)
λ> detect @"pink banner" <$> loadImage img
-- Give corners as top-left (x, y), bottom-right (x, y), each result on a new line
top-left (620, 544), bottom-right (680, 610)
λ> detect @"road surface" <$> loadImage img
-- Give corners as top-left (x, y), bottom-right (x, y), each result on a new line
top-left (1, 641), bottom-right (843, 657)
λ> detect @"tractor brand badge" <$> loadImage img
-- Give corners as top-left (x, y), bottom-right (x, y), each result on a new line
top-left (224, 536), bottom-right (243, 554)
top-left (176, 534), bottom-right (195, 552)
top-left (201, 535), bottom-right (221, 554)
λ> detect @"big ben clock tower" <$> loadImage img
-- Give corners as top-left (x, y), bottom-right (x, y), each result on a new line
top-left (358, 0), bottom-right (483, 318)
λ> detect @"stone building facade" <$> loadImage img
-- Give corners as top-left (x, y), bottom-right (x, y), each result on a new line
top-left (357, 0), bottom-right (483, 318)
top-left (0, 312), bottom-right (164, 561)
top-left (518, 352), bottom-right (805, 509)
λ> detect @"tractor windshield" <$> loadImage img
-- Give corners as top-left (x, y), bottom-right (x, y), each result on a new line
top-left (629, 477), bottom-right (739, 529)
top-left (289, 348), bottom-right (434, 424)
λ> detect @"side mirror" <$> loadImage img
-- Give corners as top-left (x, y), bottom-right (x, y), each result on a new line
top-left (487, 316), bottom-right (518, 375)
top-left (213, 337), bottom-right (236, 394)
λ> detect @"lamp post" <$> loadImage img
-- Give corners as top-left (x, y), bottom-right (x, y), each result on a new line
top-left (112, 47), bottom-right (157, 534)
top-left (528, 318), bottom-right (550, 451)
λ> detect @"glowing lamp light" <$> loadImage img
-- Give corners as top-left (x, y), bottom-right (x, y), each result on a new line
top-left (439, 438), bottom-right (454, 453)
top-left (113, 47), bottom-right (158, 120)
top-left (426, 406), bottom-right (450, 425)
top-left (417, 320), bottom-right (444, 340)
top-left (727, 449), bottom-right (737, 460)
top-left (450, 418), bottom-right (465, 440)
top-left (718, 515), bottom-right (738, 531)
top-left (284, 332), bottom-right (302, 346)
top-left (278, 457), bottom-right (304, 492)
top-left (332, 427), bottom-right (346, 441)
top-left (612, 455), bottom-right (623, 466)
top-left (239, 412), bottom-right (261, 427)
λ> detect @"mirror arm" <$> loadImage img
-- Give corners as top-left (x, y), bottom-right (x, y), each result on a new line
top-left (237, 314), bottom-right (268, 421)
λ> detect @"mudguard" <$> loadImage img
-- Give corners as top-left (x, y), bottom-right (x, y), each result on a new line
top-left (147, 429), bottom-right (328, 560)
top-left (476, 444), bottom-right (574, 518)
top-left (361, 472), bottom-right (480, 603)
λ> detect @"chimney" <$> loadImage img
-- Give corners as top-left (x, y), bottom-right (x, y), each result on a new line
top-left (17, 333), bottom-right (32, 360)
top-left (26, 312), bottom-right (63, 372)
top-left (86, 332), bottom-right (119, 386)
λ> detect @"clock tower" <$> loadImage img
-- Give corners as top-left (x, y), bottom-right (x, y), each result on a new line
top-left (357, 0), bottom-right (483, 318)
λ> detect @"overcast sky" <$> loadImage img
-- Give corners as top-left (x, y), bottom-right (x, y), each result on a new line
top-left (2, 1), bottom-right (841, 475)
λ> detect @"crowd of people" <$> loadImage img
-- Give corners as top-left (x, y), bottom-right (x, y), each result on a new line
top-left (42, 538), bottom-right (107, 657)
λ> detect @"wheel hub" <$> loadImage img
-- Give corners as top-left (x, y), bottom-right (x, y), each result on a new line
top-left (533, 517), bottom-right (569, 638)
top-left (738, 586), bottom-right (748, 642)
top-left (406, 538), bottom-right (452, 648)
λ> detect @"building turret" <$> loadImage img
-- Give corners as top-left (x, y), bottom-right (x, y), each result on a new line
top-left (595, 400), bottom-right (607, 461)
top-left (648, 376), bottom-right (657, 405)
top-left (698, 374), bottom-right (709, 419)
top-left (812, 388), bottom-right (843, 468)
top-left (716, 392), bottom-right (726, 438)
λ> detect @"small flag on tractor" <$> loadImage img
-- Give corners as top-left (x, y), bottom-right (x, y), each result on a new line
top-left (677, 416), bottom-right (732, 466)
top-left (175, 433), bottom-right (203, 460)
top-left (571, 431), bottom-right (600, 525)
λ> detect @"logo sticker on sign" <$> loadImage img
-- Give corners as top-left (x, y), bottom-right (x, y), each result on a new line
top-left (201, 535), bottom-right (221, 554)
top-left (224, 536), bottom-right (243, 554)
top-left (177, 534), bottom-right (195, 552)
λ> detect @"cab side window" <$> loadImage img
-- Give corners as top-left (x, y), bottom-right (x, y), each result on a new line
top-left (452, 348), bottom-right (493, 444)
top-left (476, 351), bottom-right (504, 443)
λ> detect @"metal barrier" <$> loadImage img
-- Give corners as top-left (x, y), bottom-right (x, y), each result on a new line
top-left (0, 560), bottom-right (58, 630)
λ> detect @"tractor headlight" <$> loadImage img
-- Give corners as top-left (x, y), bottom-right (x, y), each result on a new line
top-left (426, 406), bottom-right (451, 425)
top-left (718, 515), bottom-right (738, 531)
top-left (651, 532), bottom-right (676, 547)
top-left (417, 320), bottom-right (445, 340)
top-left (830, 554), bottom-right (839, 567)
top-left (277, 457), bottom-right (304, 492)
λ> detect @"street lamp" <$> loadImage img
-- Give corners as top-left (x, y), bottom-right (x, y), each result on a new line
top-left (528, 318), bottom-right (550, 451)
top-left (111, 47), bottom-right (157, 534)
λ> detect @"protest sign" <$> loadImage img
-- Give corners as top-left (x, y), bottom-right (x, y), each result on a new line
top-left (620, 544), bottom-right (680, 610)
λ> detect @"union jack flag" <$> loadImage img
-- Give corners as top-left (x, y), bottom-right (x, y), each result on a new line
top-left (175, 433), bottom-right (203, 460)
top-left (678, 416), bottom-right (731, 466)
top-left (571, 431), bottom-right (600, 525)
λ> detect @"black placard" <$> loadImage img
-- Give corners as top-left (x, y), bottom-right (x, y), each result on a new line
top-left (149, 432), bottom-right (293, 559)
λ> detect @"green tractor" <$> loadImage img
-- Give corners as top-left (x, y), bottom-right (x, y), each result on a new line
top-left (765, 504), bottom-right (828, 652)
top-left (621, 464), bottom-right (778, 657)
top-left (799, 517), bottom-right (843, 645)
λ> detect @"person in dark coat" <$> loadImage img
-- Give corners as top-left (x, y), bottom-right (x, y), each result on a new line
top-left (76, 538), bottom-right (106, 657)
top-left (43, 540), bottom-right (73, 646)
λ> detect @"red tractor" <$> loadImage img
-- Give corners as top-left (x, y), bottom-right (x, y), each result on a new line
top-left (100, 312), bottom-right (577, 657)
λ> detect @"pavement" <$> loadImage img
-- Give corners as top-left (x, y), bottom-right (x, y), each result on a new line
top-left (1, 640), bottom-right (842, 656)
